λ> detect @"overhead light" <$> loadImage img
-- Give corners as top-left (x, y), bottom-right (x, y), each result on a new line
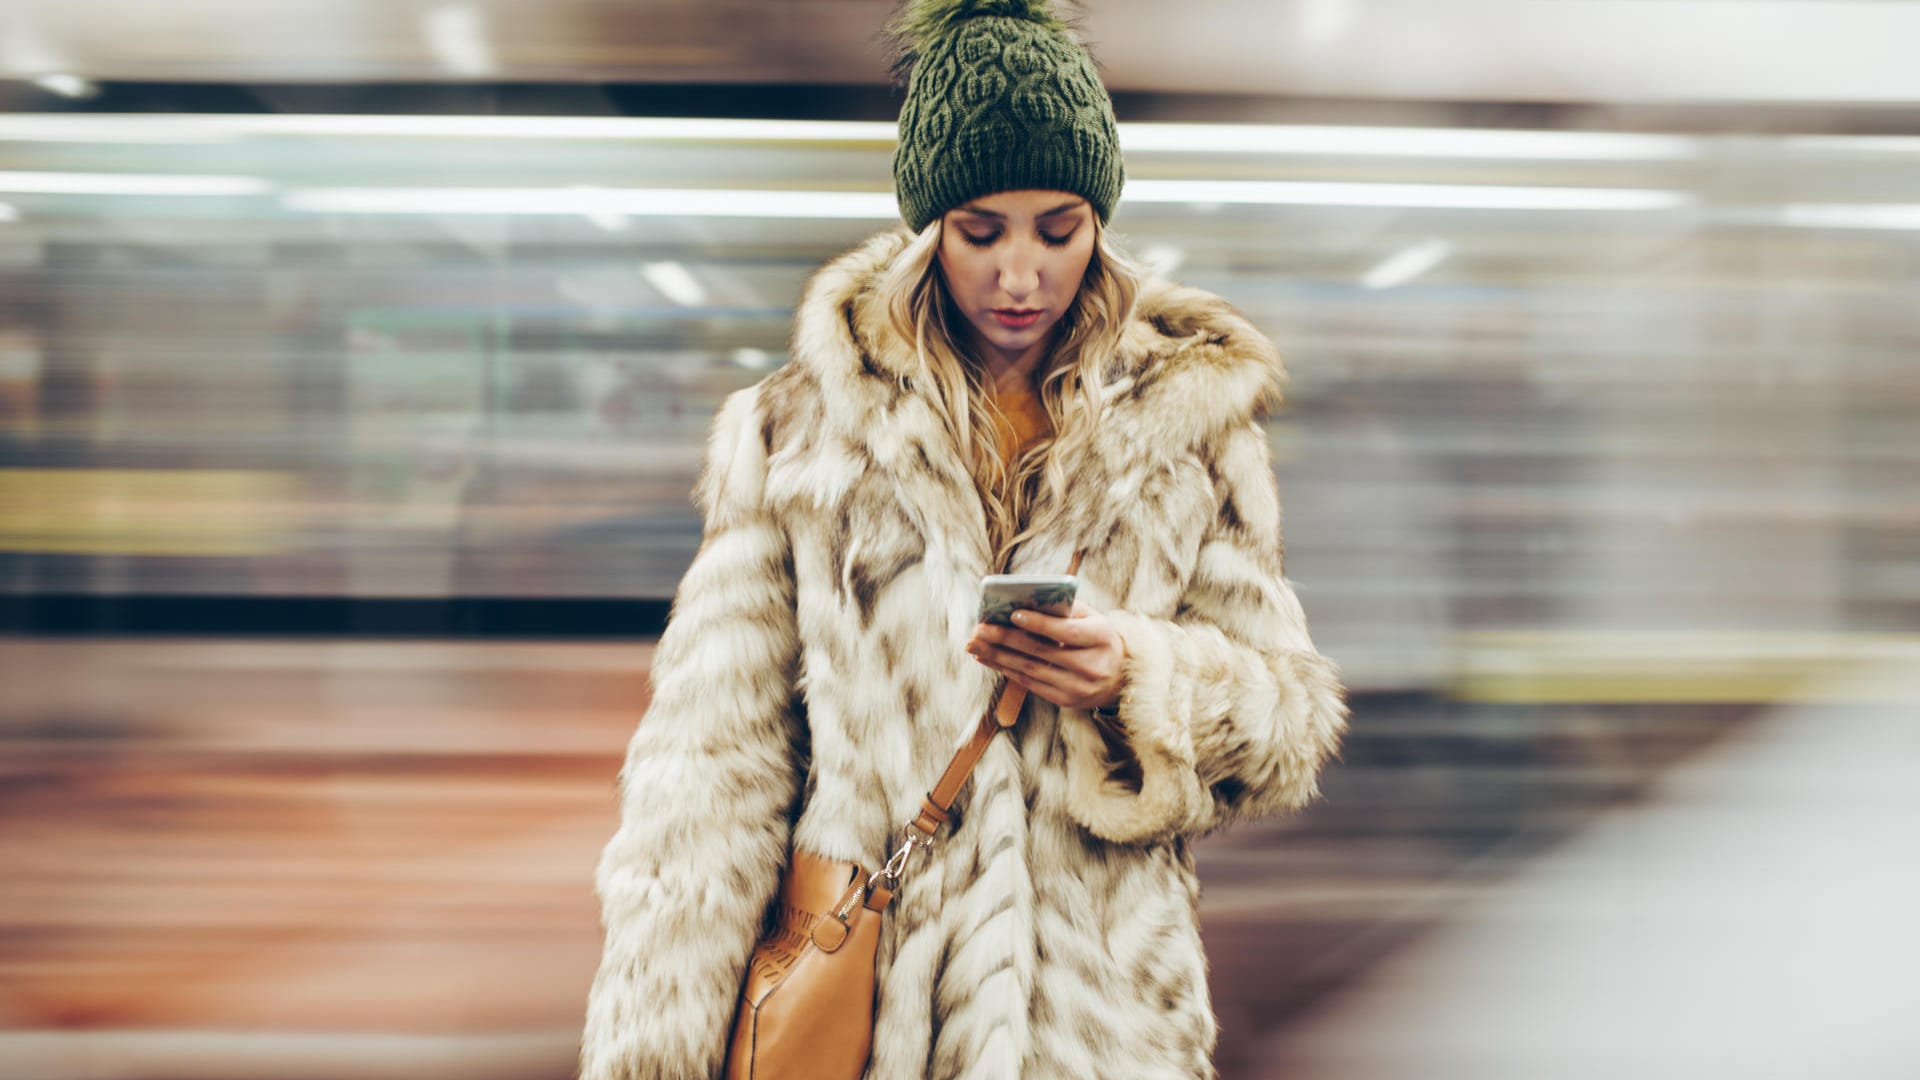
top-left (583, 198), bottom-right (632, 232)
top-left (641, 262), bottom-right (707, 307)
top-left (283, 186), bottom-right (899, 219)
top-left (423, 5), bottom-right (494, 77)
top-left (32, 73), bottom-right (96, 99)
top-left (1775, 204), bottom-right (1920, 230)
top-left (0, 113), bottom-right (1708, 162)
top-left (0, 171), bottom-right (271, 196)
top-left (1299, 0), bottom-right (1356, 50)
top-left (1125, 179), bottom-right (1691, 211)
top-left (1139, 243), bottom-right (1186, 278)
top-left (573, 187), bottom-right (633, 232)
top-left (283, 182), bottom-right (1682, 218)
top-left (1778, 136), bottom-right (1920, 156)
top-left (1114, 124), bottom-right (1675, 160)
top-left (1119, 124), bottom-right (1701, 161)
top-left (1362, 239), bottom-right (1453, 289)
top-left (193, 116), bottom-right (900, 142)
top-left (731, 347), bottom-right (774, 370)
top-left (0, 116), bottom-right (230, 143)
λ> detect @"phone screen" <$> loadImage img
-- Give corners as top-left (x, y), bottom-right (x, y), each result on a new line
top-left (978, 574), bottom-right (1078, 627)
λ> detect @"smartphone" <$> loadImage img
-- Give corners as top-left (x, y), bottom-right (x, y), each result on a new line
top-left (978, 574), bottom-right (1078, 628)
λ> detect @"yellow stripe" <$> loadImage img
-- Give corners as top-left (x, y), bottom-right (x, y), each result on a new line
top-left (0, 468), bottom-right (297, 556)
top-left (1451, 629), bottom-right (1920, 704)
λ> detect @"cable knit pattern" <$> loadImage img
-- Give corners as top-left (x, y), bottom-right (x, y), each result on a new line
top-left (579, 230), bottom-right (1347, 1080)
top-left (890, 0), bottom-right (1124, 231)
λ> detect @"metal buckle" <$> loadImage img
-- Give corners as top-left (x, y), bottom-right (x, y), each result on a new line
top-left (866, 826), bottom-right (936, 892)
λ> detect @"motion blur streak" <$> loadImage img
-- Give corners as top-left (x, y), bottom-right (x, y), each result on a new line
top-left (1264, 663), bottom-right (1920, 1080)
top-left (4, 5), bottom-right (1919, 1076)
top-left (0, 640), bottom-right (638, 1078)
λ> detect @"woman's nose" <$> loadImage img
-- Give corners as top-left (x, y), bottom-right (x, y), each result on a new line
top-left (998, 256), bottom-right (1039, 298)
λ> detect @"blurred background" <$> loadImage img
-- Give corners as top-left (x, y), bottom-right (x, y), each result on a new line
top-left (2, 1), bottom-right (1919, 1077)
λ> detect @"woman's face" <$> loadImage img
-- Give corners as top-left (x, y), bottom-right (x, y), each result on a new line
top-left (936, 189), bottom-right (1096, 369)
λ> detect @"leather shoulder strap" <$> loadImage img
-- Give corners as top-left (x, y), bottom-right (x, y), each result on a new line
top-left (909, 548), bottom-right (1086, 839)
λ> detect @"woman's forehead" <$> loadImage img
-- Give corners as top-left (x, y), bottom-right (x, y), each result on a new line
top-left (953, 191), bottom-right (1089, 219)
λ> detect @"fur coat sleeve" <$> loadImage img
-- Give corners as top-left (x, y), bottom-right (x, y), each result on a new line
top-left (577, 384), bottom-right (800, 1080)
top-left (1061, 357), bottom-right (1348, 848)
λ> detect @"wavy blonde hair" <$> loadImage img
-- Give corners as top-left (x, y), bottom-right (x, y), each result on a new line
top-left (880, 214), bottom-right (1143, 572)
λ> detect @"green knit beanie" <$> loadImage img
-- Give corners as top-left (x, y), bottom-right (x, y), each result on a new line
top-left (888, 0), bottom-right (1125, 234)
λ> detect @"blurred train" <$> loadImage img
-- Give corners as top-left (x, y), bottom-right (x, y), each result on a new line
top-left (4, 108), bottom-right (1916, 695)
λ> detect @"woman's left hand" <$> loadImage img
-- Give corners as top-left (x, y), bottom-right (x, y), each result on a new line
top-left (965, 600), bottom-right (1128, 713)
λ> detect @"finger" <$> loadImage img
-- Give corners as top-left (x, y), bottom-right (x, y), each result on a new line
top-left (980, 622), bottom-right (1076, 663)
top-left (973, 640), bottom-right (1063, 682)
top-left (1000, 664), bottom-right (1090, 711)
top-left (981, 629), bottom-right (1104, 685)
top-left (967, 635), bottom-right (1010, 665)
top-left (1008, 607), bottom-right (1103, 648)
top-left (974, 642), bottom-right (1093, 701)
top-left (968, 624), bottom-right (1028, 656)
top-left (971, 639), bottom-right (1051, 674)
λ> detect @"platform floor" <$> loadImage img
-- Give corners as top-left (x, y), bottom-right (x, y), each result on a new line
top-left (0, 638), bottom-right (1751, 1079)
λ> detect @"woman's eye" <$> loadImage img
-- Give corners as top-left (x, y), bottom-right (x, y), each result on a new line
top-left (962, 231), bottom-right (999, 247)
top-left (1040, 230), bottom-right (1076, 248)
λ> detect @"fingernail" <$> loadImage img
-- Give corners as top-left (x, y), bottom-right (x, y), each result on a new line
top-left (1010, 611), bottom-right (1027, 624)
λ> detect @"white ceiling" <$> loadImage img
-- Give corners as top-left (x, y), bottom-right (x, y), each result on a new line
top-left (3, 0), bottom-right (1920, 105)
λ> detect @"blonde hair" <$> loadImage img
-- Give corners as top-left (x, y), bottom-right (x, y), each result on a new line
top-left (880, 213), bottom-right (1143, 573)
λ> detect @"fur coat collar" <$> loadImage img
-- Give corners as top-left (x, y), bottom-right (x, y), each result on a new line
top-left (784, 229), bottom-right (1288, 577)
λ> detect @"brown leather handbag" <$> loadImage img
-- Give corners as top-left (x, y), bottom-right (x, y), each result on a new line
top-left (724, 551), bottom-right (1085, 1080)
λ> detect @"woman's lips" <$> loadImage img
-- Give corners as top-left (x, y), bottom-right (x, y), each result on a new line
top-left (992, 309), bottom-right (1043, 329)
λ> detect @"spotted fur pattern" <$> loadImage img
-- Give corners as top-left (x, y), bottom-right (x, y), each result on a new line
top-left (579, 229), bottom-right (1348, 1080)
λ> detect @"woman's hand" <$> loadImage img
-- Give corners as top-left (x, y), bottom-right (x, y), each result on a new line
top-left (965, 600), bottom-right (1128, 713)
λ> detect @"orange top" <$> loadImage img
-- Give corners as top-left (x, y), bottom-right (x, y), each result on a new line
top-left (982, 379), bottom-right (1052, 468)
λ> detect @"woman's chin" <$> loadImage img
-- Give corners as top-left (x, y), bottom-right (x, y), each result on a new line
top-left (971, 319), bottom-right (1053, 361)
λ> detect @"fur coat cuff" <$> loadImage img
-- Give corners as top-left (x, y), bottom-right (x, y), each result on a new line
top-left (1061, 609), bottom-right (1207, 843)
top-left (1060, 607), bottom-right (1346, 845)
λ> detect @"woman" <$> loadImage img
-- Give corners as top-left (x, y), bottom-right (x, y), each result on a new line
top-left (578, 2), bottom-right (1348, 1077)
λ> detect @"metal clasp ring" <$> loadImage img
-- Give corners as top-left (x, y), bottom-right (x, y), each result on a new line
top-left (867, 826), bottom-right (936, 892)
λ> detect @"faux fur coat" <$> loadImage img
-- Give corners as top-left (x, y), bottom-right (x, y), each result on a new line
top-left (579, 230), bottom-right (1348, 1080)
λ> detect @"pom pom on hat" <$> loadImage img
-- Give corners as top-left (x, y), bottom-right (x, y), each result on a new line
top-left (886, 0), bottom-right (1071, 73)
